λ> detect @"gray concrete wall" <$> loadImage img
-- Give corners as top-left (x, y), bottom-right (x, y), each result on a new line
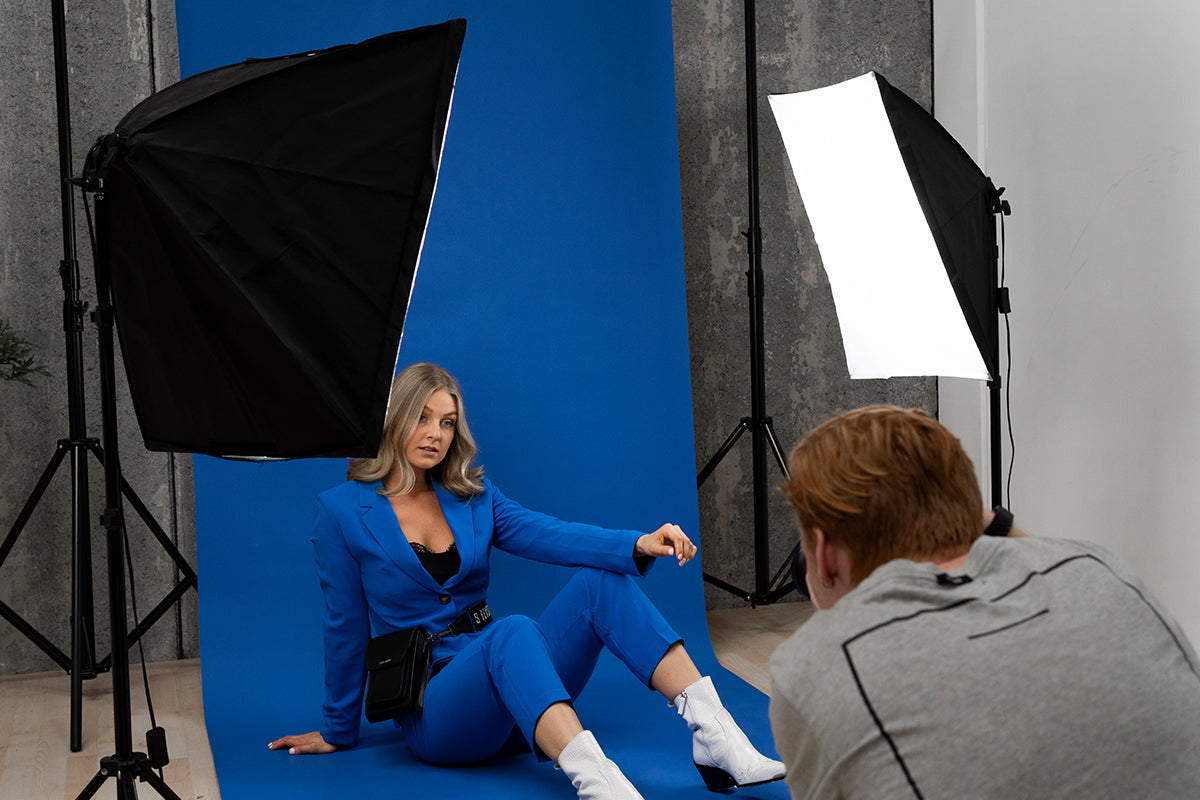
top-left (0, 0), bottom-right (936, 674)
top-left (671, 0), bottom-right (937, 609)
top-left (0, 0), bottom-right (195, 674)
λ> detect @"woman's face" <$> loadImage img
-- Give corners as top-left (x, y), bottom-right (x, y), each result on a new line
top-left (404, 388), bottom-right (457, 472)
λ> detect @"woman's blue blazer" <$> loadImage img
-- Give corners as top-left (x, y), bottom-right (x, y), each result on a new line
top-left (312, 476), bottom-right (650, 746)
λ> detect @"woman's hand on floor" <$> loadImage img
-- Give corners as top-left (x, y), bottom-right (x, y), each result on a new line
top-left (268, 730), bottom-right (337, 755)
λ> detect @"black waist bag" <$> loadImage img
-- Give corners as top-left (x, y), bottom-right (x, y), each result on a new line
top-left (364, 627), bottom-right (432, 722)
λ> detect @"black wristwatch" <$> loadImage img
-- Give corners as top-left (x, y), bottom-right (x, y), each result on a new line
top-left (984, 505), bottom-right (1014, 537)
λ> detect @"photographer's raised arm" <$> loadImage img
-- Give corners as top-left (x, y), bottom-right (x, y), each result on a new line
top-left (983, 506), bottom-right (1029, 538)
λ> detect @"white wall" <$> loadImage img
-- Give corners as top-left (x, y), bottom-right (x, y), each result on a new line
top-left (936, 0), bottom-right (1200, 642)
top-left (933, 1), bottom-right (991, 497)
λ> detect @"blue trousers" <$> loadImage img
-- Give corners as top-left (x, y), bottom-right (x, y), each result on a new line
top-left (400, 567), bottom-right (681, 764)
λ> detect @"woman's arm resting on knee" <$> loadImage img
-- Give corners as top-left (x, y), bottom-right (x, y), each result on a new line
top-left (268, 731), bottom-right (338, 755)
top-left (635, 524), bottom-right (698, 566)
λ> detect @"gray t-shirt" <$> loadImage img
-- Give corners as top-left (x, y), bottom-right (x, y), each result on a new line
top-left (769, 536), bottom-right (1200, 799)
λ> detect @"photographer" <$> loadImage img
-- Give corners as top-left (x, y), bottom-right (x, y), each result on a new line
top-left (770, 406), bottom-right (1200, 799)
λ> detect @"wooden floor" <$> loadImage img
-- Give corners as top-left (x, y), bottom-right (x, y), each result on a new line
top-left (705, 600), bottom-right (815, 696)
top-left (0, 659), bottom-right (219, 800)
top-left (0, 601), bottom-right (813, 800)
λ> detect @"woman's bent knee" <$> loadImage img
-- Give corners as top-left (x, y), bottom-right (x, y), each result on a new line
top-left (485, 614), bottom-right (543, 644)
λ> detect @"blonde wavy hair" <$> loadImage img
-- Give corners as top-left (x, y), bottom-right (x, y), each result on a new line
top-left (347, 362), bottom-right (484, 498)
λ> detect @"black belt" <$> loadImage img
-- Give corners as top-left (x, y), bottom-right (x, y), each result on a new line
top-left (428, 601), bottom-right (492, 679)
top-left (431, 600), bottom-right (492, 642)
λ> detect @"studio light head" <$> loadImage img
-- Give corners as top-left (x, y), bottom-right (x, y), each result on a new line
top-left (86, 20), bottom-right (466, 459)
top-left (769, 71), bottom-right (1003, 381)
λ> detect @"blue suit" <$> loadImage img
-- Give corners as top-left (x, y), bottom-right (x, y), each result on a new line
top-left (312, 477), bottom-right (681, 760)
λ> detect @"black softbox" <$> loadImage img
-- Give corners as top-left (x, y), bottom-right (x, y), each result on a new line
top-left (89, 20), bottom-right (466, 458)
top-left (769, 71), bottom-right (1002, 381)
top-left (874, 73), bottom-right (1000, 380)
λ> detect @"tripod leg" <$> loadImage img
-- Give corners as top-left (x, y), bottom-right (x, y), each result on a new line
top-left (0, 442), bottom-right (70, 565)
top-left (0, 600), bottom-right (70, 668)
top-left (702, 572), bottom-right (754, 604)
top-left (87, 440), bottom-right (197, 670)
top-left (140, 769), bottom-right (185, 800)
top-left (118, 773), bottom-right (139, 799)
top-left (0, 439), bottom-right (99, 750)
top-left (74, 767), bottom-right (109, 800)
top-left (88, 441), bottom-right (197, 578)
top-left (763, 419), bottom-right (791, 480)
top-left (767, 544), bottom-right (806, 603)
top-left (763, 419), bottom-right (800, 602)
top-left (698, 418), bottom-right (751, 487)
top-left (73, 756), bottom-right (184, 800)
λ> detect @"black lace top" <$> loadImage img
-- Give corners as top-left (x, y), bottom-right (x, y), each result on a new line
top-left (410, 541), bottom-right (460, 585)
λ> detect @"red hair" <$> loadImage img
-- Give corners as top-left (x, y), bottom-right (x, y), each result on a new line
top-left (781, 406), bottom-right (982, 583)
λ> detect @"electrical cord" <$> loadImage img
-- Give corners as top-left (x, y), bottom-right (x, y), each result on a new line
top-left (999, 207), bottom-right (1015, 507)
top-left (124, 526), bottom-right (165, 779)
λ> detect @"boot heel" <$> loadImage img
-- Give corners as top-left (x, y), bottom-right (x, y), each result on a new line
top-left (695, 763), bottom-right (736, 792)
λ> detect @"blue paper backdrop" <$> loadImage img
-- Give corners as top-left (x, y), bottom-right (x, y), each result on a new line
top-left (181, 3), bottom-right (787, 798)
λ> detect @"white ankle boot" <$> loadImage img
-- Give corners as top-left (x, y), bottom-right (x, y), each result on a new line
top-left (672, 676), bottom-right (786, 791)
top-left (556, 730), bottom-right (645, 800)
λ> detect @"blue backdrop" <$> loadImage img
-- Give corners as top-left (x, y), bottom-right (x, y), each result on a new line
top-left (180, 3), bottom-right (787, 798)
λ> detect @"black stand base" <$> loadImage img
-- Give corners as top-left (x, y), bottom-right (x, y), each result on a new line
top-left (694, 0), bottom-right (801, 608)
top-left (701, 569), bottom-right (798, 607)
top-left (0, 439), bottom-right (97, 672)
top-left (70, 183), bottom-right (186, 800)
top-left (0, 432), bottom-right (101, 755)
top-left (698, 415), bottom-right (797, 607)
top-left (0, 434), bottom-right (197, 752)
top-left (76, 753), bottom-right (183, 800)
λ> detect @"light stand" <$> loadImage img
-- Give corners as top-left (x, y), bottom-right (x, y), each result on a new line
top-left (39, 16), bottom-right (463, 799)
top-left (768, 71), bottom-right (1013, 510)
top-left (696, 0), bottom-right (795, 608)
top-left (987, 190), bottom-right (1012, 509)
top-left (73, 180), bottom-right (180, 800)
top-left (0, 0), bottom-right (100, 754)
top-left (0, 0), bottom-right (196, 754)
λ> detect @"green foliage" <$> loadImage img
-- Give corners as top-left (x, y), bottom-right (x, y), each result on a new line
top-left (0, 317), bottom-right (51, 386)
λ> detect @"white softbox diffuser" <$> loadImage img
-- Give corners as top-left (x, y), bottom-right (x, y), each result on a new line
top-left (769, 72), bottom-right (994, 380)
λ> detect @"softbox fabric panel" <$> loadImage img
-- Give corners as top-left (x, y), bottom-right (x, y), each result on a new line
top-left (94, 21), bottom-right (465, 458)
top-left (768, 72), bottom-right (997, 380)
top-left (874, 72), bottom-right (1001, 380)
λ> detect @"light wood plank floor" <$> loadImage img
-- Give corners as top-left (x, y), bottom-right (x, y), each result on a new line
top-left (706, 600), bottom-right (815, 696)
top-left (0, 601), bottom-right (813, 800)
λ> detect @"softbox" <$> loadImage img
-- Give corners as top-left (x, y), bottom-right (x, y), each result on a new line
top-left (769, 71), bottom-right (1000, 381)
top-left (89, 20), bottom-right (466, 458)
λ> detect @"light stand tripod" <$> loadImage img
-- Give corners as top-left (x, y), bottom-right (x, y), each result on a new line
top-left (696, 0), bottom-right (796, 607)
top-left (73, 174), bottom-right (181, 799)
top-left (987, 188), bottom-right (1012, 510)
top-left (0, 0), bottom-right (100, 754)
top-left (0, 0), bottom-right (196, 755)
top-left (766, 69), bottom-right (1015, 541)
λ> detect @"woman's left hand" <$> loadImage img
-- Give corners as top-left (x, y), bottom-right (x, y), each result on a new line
top-left (635, 524), bottom-right (697, 566)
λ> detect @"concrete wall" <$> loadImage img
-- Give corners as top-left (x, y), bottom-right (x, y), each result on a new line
top-left (0, 0), bottom-right (196, 674)
top-left (0, 0), bottom-right (936, 672)
top-left (935, 0), bottom-right (1200, 645)
top-left (671, 0), bottom-right (936, 609)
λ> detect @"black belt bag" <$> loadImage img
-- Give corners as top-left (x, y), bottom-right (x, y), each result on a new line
top-left (363, 600), bottom-right (492, 723)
